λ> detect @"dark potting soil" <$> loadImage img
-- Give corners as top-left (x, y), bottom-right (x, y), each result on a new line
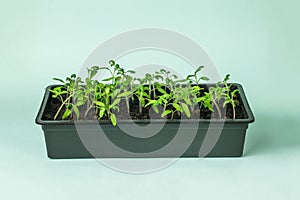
top-left (42, 85), bottom-right (248, 121)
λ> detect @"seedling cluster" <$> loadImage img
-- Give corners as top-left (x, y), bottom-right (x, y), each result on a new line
top-left (50, 60), bottom-right (240, 125)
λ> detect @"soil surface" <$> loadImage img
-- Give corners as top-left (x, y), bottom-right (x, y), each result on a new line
top-left (42, 85), bottom-right (248, 121)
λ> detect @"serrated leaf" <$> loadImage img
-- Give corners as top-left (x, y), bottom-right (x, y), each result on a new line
top-left (203, 100), bottom-right (213, 111)
top-left (180, 103), bottom-right (191, 118)
top-left (53, 86), bottom-right (62, 91)
top-left (110, 114), bottom-right (117, 126)
top-left (192, 86), bottom-right (201, 91)
top-left (207, 105), bottom-right (214, 111)
top-left (196, 97), bottom-right (205, 102)
top-left (161, 110), bottom-right (172, 117)
top-left (62, 109), bottom-right (72, 120)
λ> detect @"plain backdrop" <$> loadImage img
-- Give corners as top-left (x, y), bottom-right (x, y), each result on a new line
top-left (0, 0), bottom-right (300, 199)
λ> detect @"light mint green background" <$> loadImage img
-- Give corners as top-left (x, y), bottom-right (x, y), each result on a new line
top-left (1, 0), bottom-right (300, 199)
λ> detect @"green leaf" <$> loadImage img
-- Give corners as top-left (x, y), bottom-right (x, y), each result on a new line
top-left (90, 70), bottom-right (98, 79)
top-left (184, 98), bottom-right (192, 106)
top-left (145, 100), bottom-right (157, 107)
top-left (76, 100), bottom-right (85, 107)
top-left (99, 107), bottom-right (105, 118)
top-left (162, 98), bottom-right (168, 104)
top-left (231, 89), bottom-right (240, 97)
top-left (172, 103), bottom-right (182, 112)
top-left (156, 84), bottom-right (167, 94)
top-left (160, 69), bottom-right (167, 73)
top-left (109, 98), bottom-right (120, 108)
top-left (142, 92), bottom-right (150, 98)
top-left (192, 86), bottom-right (202, 91)
top-left (94, 101), bottom-right (105, 107)
top-left (186, 74), bottom-right (194, 80)
top-left (176, 79), bottom-right (187, 83)
top-left (200, 76), bottom-right (209, 81)
top-left (73, 105), bottom-right (80, 119)
top-left (155, 75), bottom-right (163, 81)
top-left (118, 91), bottom-right (132, 97)
top-left (109, 60), bottom-right (115, 66)
top-left (223, 74), bottom-right (230, 83)
top-left (223, 100), bottom-right (231, 107)
top-left (195, 66), bottom-right (204, 74)
top-left (112, 88), bottom-right (121, 98)
top-left (112, 106), bottom-right (120, 112)
top-left (105, 87), bottom-right (110, 94)
top-left (102, 77), bottom-right (114, 82)
top-left (152, 105), bottom-right (159, 113)
top-left (110, 114), bottom-right (117, 126)
top-left (234, 100), bottom-right (239, 106)
top-left (161, 110), bottom-right (172, 117)
top-left (115, 76), bottom-right (122, 83)
top-left (99, 67), bottom-right (109, 70)
top-left (140, 98), bottom-right (145, 106)
top-left (180, 103), bottom-right (191, 118)
top-left (196, 97), bottom-right (205, 102)
top-left (203, 100), bottom-right (213, 111)
top-left (127, 70), bottom-right (136, 74)
top-left (92, 66), bottom-right (100, 70)
top-left (62, 109), bottom-right (72, 120)
top-left (52, 78), bottom-right (65, 83)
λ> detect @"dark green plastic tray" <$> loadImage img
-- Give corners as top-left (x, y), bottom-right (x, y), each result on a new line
top-left (36, 83), bottom-right (254, 158)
